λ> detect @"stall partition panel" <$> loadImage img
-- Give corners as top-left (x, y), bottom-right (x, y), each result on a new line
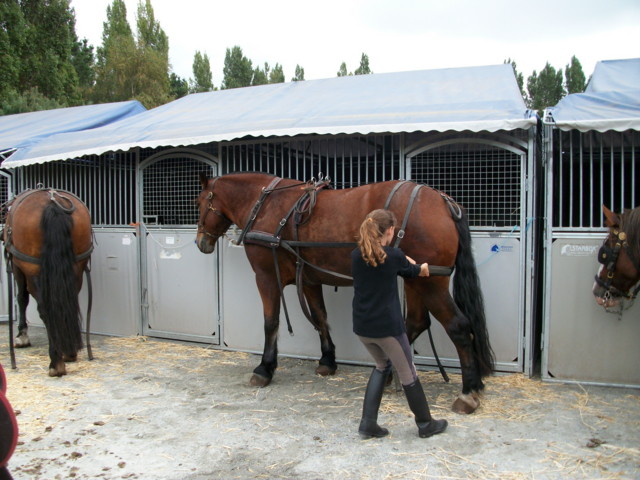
top-left (543, 129), bottom-right (640, 386)
top-left (140, 150), bottom-right (220, 344)
top-left (10, 153), bottom-right (140, 337)
top-left (407, 134), bottom-right (532, 373)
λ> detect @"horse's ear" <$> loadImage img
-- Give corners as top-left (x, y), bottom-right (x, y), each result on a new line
top-left (199, 172), bottom-right (209, 190)
top-left (602, 205), bottom-right (620, 227)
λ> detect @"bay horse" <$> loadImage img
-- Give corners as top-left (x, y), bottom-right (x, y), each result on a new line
top-left (593, 205), bottom-right (640, 313)
top-left (196, 172), bottom-right (495, 414)
top-left (2, 187), bottom-right (93, 377)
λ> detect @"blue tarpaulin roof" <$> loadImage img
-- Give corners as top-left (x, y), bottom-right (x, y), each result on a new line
top-left (0, 100), bottom-right (146, 160)
top-left (2, 64), bottom-right (535, 168)
top-left (544, 58), bottom-right (640, 132)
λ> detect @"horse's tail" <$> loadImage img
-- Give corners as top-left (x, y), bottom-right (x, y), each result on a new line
top-left (39, 202), bottom-right (83, 356)
top-left (452, 207), bottom-right (495, 377)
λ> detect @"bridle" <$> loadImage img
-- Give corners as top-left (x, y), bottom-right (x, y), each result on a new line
top-left (197, 180), bottom-right (233, 240)
top-left (595, 226), bottom-right (640, 310)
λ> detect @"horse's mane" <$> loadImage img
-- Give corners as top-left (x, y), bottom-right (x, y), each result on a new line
top-left (621, 206), bottom-right (640, 259)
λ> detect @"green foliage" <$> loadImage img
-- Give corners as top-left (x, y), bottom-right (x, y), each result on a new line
top-left (0, 87), bottom-right (64, 115)
top-left (354, 53), bottom-right (372, 75)
top-left (18, 0), bottom-right (82, 105)
top-left (337, 62), bottom-right (349, 77)
top-left (221, 46), bottom-right (253, 89)
top-left (190, 51), bottom-right (214, 93)
top-left (93, 0), bottom-right (170, 108)
top-left (0, 0), bottom-right (25, 99)
top-left (169, 73), bottom-right (189, 98)
top-left (527, 62), bottom-right (565, 114)
top-left (292, 65), bottom-right (305, 82)
top-left (565, 55), bottom-right (586, 94)
top-left (268, 63), bottom-right (285, 84)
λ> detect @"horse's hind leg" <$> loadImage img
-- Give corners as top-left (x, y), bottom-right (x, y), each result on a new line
top-left (13, 269), bottom-right (31, 348)
top-left (302, 283), bottom-right (337, 377)
top-left (405, 282), bottom-right (483, 414)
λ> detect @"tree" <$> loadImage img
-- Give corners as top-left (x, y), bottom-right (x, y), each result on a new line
top-left (19, 0), bottom-right (81, 105)
top-left (251, 62), bottom-right (269, 86)
top-left (504, 58), bottom-right (525, 99)
top-left (354, 53), bottom-right (372, 75)
top-left (0, 0), bottom-right (25, 100)
top-left (221, 46), bottom-right (253, 89)
top-left (71, 37), bottom-right (95, 98)
top-left (337, 62), bottom-right (349, 77)
top-left (292, 64), bottom-right (305, 82)
top-left (169, 72), bottom-right (189, 98)
top-left (268, 63), bottom-right (285, 84)
top-left (93, 0), bottom-right (171, 108)
top-left (564, 55), bottom-right (586, 94)
top-left (526, 63), bottom-right (565, 114)
top-left (190, 50), bottom-right (214, 93)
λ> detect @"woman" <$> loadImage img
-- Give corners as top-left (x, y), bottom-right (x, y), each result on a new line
top-left (351, 209), bottom-right (447, 439)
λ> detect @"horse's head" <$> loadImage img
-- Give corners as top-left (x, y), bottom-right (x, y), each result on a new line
top-left (196, 173), bottom-right (233, 254)
top-left (592, 205), bottom-right (640, 311)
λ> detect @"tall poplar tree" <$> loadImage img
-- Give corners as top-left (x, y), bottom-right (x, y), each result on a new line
top-left (191, 50), bottom-right (214, 92)
top-left (221, 46), bottom-right (253, 89)
top-left (292, 65), bottom-right (305, 82)
top-left (564, 55), bottom-right (586, 94)
top-left (527, 63), bottom-right (565, 114)
top-left (94, 0), bottom-right (170, 108)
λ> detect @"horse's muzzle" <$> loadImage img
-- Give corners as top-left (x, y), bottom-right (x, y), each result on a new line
top-left (196, 234), bottom-right (216, 254)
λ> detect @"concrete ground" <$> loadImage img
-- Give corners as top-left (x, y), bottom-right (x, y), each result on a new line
top-left (1, 326), bottom-right (639, 480)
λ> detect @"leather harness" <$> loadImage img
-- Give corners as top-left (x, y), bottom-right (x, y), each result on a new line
top-left (238, 177), bottom-right (458, 335)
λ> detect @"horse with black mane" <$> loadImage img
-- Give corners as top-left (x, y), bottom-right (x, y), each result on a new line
top-left (593, 205), bottom-right (640, 314)
top-left (196, 172), bottom-right (495, 414)
top-left (2, 187), bottom-right (93, 377)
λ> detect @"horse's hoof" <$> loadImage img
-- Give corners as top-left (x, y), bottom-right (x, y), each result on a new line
top-left (315, 364), bottom-right (337, 376)
top-left (48, 364), bottom-right (67, 377)
top-left (452, 392), bottom-right (480, 414)
top-left (250, 373), bottom-right (271, 387)
top-left (14, 335), bottom-right (31, 348)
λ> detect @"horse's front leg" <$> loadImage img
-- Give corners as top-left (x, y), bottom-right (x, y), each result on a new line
top-left (250, 270), bottom-right (282, 388)
top-left (302, 283), bottom-right (337, 377)
top-left (13, 269), bottom-right (31, 348)
top-left (406, 282), bottom-right (483, 414)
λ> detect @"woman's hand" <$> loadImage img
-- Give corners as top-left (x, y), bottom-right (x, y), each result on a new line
top-left (419, 263), bottom-right (430, 277)
top-left (405, 255), bottom-right (417, 264)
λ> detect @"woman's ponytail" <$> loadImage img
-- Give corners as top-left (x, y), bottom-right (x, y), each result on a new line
top-left (357, 209), bottom-right (397, 266)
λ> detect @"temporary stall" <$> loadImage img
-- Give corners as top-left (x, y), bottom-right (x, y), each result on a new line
top-left (0, 101), bottom-right (146, 325)
top-left (1, 64), bottom-right (539, 376)
top-left (542, 58), bottom-right (640, 387)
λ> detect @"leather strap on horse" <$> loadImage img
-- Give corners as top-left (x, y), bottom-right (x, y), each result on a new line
top-left (237, 176), bottom-right (283, 246)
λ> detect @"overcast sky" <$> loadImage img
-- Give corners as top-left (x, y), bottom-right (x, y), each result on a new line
top-left (72, 0), bottom-right (640, 88)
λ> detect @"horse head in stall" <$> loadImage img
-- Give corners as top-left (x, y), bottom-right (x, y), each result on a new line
top-left (593, 205), bottom-right (640, 314)
top-left (196, 172), bottom-right (495, 414)
top-left (2, 187), bottom-right (93, 377)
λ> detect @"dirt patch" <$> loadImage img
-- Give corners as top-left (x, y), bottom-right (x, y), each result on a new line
top-left (2, 328), bottom-right (640, 480)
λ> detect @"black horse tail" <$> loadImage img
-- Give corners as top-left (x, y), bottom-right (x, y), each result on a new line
top-left (452, 207), bottom-right (495, 378)
top-left (39, 202), bottom-right (83, 356)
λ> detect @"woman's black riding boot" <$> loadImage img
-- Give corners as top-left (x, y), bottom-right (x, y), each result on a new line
top-left (403, 378), bottom-right (448, 438)
top-left (358, 368), bottom-right (390, 439)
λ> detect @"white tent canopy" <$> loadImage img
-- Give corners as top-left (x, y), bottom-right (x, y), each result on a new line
top-left (2, 63), bottom-right (535, 168)
top-left (0, 100), bottom-right (146, 160)
top-left (544, 58), bottom-right (640, 132)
